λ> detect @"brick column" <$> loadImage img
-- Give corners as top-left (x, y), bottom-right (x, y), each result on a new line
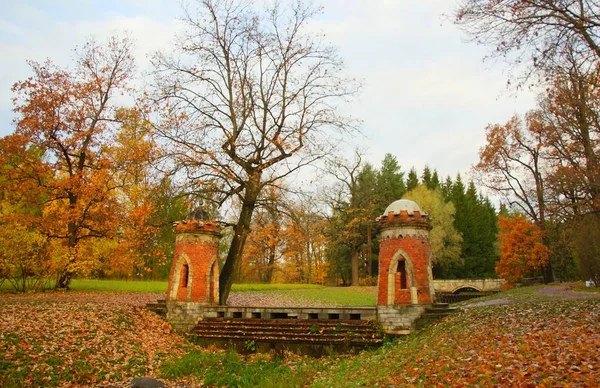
top-left (166, 220), bottom-right (221, 304)
top-left (377, 200), bottom-right (435, 306)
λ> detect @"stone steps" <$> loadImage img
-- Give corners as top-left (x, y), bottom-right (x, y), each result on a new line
top-left (190, 318), bottom-right (384, 346)
top-left (414, 303), bottom-right (458, 330)
top-left (146, 299), bottom-right (167, 317)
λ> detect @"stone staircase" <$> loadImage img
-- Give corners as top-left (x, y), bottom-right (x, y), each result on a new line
top-left (189, 318), bottom-right (384, 353)
top-left (414, 303), bottom-right (458, 330)
top-left (146, 299), bottom-right (167, 317)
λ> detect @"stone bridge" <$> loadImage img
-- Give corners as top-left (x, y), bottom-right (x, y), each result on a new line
top-left (433, 279), bottom-right (505, 294)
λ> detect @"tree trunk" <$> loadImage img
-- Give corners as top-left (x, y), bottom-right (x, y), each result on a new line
top-left (366, 223), bottom-right (372, 277)
top-left (219, 178), bottom-right (260, 304)
top-left (351, 247), bottom-right (359, 286)
top-left (56, 220), bottom-right (78, 289)
top-left (306, 239), bottom-right (312, 284)
top-left (265, 247), bottom-right (275, 283)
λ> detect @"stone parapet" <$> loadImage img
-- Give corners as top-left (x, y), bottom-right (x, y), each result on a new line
top-left (166, 302), bottom-right (378, 332)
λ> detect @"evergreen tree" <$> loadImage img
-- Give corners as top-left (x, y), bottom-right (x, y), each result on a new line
top-left (406, 168), bottom-right (419, 191)
top-left (376, 154), bottom-right (405, 212)
top-left (357, 163), bottom-right (379, 279)
top-left (431, 170), bottom-right (441, 190)
top-left (442, 177), bottom-right (499, 278)
top-left (357, 163), bottom-right (378, 208)
top-left (422, 166), bottom-right (433, 188)
top-left (441, 175), bottom-right (453, 198)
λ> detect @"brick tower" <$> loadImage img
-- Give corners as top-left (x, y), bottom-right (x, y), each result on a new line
top-left (166, 216), bottom-right (221, 304)
top-left (377, 199), bottom-right (435, 306)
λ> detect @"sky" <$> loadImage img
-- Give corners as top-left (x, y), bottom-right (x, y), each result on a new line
top-left (0, 0), bottom-right (537, 181)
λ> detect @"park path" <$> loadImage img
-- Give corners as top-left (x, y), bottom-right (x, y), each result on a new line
top-left (534, 282), bottom-right (600, 299)
top-left (462, 282), bottom-right (600, 309)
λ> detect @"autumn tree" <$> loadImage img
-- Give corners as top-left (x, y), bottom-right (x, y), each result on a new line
top-left (323, 151), bottom-right (374, 286)
top-left (474, 113), bottom-right (553, 282)
top-left (152, 0), bottom-right (358, 303)
top-left (241, 206), bottom-right (283, 283)
top-left (100, 108), bottom-right (167, 279)
top-left (454, 1), bottom-right (600, 79)
top-left (8, 35), bottom-right (136, 288)
top-left (496, 214), bottom-right (550, 287)
top-left (538, 67), bottom-right (600, 216)
top-left (283, 195), bottom-right (328, 284)
top-left (0, 142), bottom-right (52, 291)
top-left (241, 187), bottom-right (285, 283)
top-left (403, 184), bottom-right (463, 274)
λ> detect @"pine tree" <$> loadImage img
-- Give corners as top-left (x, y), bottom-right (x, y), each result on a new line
top-left (406, 168), bottom-right (419, 191)
top-left (431, 170), bottom-right (441, 190)
top-left (376, 154), bottom-right (406, 212)
top-left (422, 166), bottom-right (433, 189)
top-left (441, 175), bottom-right (453, 198)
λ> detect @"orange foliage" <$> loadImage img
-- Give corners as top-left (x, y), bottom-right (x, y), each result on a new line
top-left (1, 35), bottom-right (163, 286)
top-left (496, 215), bottom-right (550, 286)
top-left (241, 195), bottom-right (329, 285)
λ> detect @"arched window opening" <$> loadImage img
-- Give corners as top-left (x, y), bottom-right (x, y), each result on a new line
top-left (180, 264), bottom-right (189, 288)
top-left (397, 260), bottom-right (407, 289)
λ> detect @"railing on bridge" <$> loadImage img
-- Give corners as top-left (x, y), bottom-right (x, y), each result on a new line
top-left (434, 291), bottom-right (499, 304)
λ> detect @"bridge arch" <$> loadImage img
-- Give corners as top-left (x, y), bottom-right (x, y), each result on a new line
top-left (451, 286), bottom-right (482, 294)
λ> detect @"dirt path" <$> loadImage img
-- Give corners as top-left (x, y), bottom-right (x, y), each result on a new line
top-left (462, 283), bottom-right (600, 308)
top-left (534, 283), bottom-right (600, 299)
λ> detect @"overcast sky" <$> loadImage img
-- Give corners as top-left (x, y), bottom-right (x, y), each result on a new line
top-left (0, 0), bottom-right (537, 181)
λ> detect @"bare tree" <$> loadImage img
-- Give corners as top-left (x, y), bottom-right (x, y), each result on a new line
top-left (152, 0), bottom-right (358, 303)
top-left (454, 1), bottom-right (600, 80)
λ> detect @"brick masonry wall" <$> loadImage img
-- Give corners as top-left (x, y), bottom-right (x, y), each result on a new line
top-left (166, 222), bottom-right (221, 304)
top-left (377, 211), bottom-right (433, 306)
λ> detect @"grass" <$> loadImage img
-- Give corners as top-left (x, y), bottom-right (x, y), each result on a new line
top-left (69, 279), bottom-right (168, 293)
top-left (231, 283), bottom-right (324, 292)
top-left (0, 280), bottom-right (377, 308)
top-left (160, 349), bottom-right (319, 387)
top-left (276, 287), bottom-right (376, 306)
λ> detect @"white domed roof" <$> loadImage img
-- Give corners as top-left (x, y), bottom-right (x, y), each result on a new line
top-left (383, 199), bottom-right (424, 216)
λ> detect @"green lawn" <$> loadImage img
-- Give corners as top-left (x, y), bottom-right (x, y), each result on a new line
top-left (276, 287), bottom-right (376, 306)
top-left (69, 280), bottom-right (377, 306)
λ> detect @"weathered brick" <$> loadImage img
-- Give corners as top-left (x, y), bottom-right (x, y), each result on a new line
top-left (166, 220), bottom-right (221, 304)
top-left (377, 202), bottom-right (434, 306)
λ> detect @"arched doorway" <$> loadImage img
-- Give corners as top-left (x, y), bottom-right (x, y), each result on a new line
top-left (387, 249), bottom-right (418, 305)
